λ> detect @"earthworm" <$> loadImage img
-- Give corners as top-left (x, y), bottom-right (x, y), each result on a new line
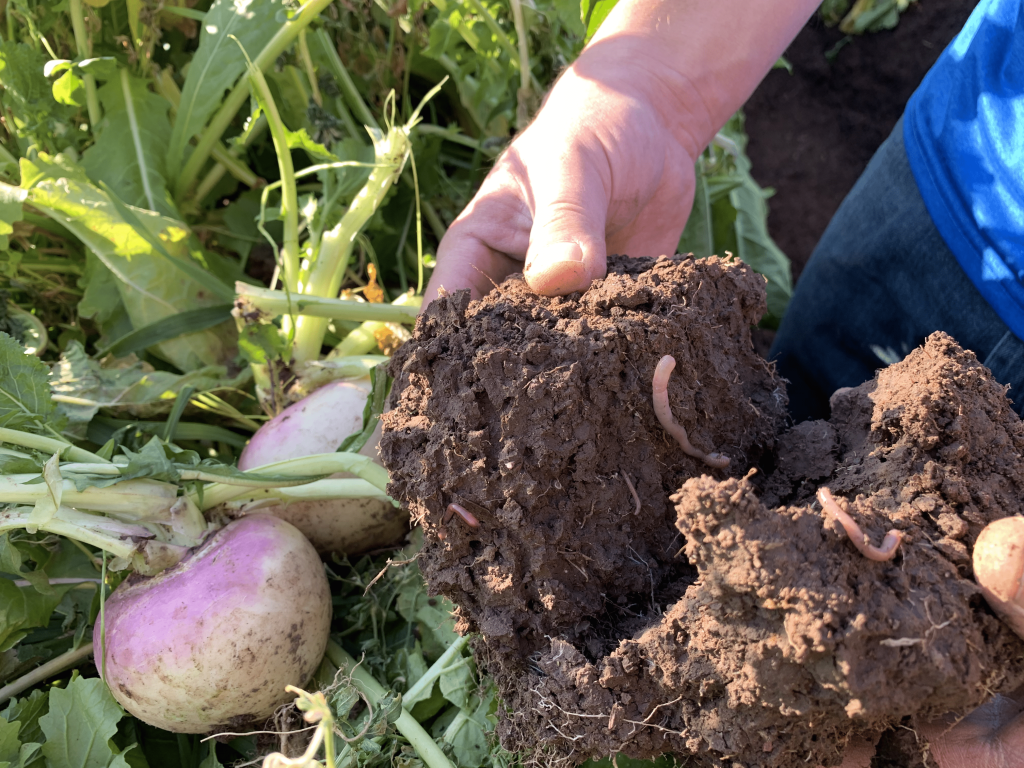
top-left (443, 502), bottom-right (480, 528)
top-left (816, 487), bottom-right (903, 562)
top-left (651, 355), bottom-right (730, 469)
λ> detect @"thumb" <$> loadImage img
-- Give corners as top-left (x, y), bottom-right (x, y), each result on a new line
top-left (523, 151), bottom-right (609, 296)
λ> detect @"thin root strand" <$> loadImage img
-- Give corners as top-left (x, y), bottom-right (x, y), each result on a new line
top-left (652, 355), bottom-right (730, 469)
top-left (816, 487), bottom-right (902, 562)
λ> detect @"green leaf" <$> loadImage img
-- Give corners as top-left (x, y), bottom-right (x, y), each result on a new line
top-left (0, 332), bottom-right (66, 437)
top-left (39, 676), bottom-right (131, 768)
top-left (0, 580), bottom-right (70, 653)
top-left (0, 185), bottom-right (26, 250)
top-left (98, 305), bottom-right (233, 359)
top-left (2, 689), bottom-right (48, 746)
top-left (285, 128), bottom-right (336, 162)
top-left (165, 0), bottom-right (286, 184)
top-left (580, 0), bottom-right (618, 42)
top-left (337, 363), bottom-right (391, 454)
top-left (51, 70), bottom-right (85, 107)
top-left (82, 72), bottom-right (176, 217)
top-left (21, 152), bottom-right (236, 371)
top-left (0, 717), bottom-right (22, 765)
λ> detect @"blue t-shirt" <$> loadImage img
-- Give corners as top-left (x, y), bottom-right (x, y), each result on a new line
top-left (903, 0), bottom-right (1024, 340)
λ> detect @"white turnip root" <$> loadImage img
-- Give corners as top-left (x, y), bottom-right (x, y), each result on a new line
top-left (94, 514), bottom-right (331, 733)
top-left (234, 379), bottom-right (407, 554)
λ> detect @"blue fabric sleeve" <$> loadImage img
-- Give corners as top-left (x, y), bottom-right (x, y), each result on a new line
top-left (903, 0), bottom-right (1024, 340)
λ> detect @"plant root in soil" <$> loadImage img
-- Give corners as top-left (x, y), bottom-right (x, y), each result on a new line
top-left (380, 256), bottom-right (1024, 768)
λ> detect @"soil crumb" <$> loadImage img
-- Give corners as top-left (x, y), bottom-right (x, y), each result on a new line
top-left (381, 258), bottom-right (1024, 767)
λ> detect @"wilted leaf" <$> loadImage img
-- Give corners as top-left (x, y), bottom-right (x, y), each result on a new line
top-left (51, 342), bottom-right (250, 428)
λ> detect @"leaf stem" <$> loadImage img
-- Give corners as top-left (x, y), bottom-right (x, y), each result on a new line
top-left (68, 0), bottom-right (101, 131)
top-left (173, 0), bottom-right (334, 201)
top-left (325, 641), bottom-right (456, 768)
top-left (235, 283), bottom-right (419, 323)
top-left (0, 641), bottom-right (94, 706)
top-left (0, 426), bottom-right (109, 463)
top-left (195, 452), bottom-right (391, 510)
top-left (298, 29), bottom-right (322, 106)
top-left (403, 634), bottom-right (470, 703)
top-left (314, 28), bottom-right (380, 134)
top-left (244, 62), bottom-right (300, 295)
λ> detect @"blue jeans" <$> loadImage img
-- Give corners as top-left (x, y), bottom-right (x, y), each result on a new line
top-left (769, 117), bottom-right (1024, 422)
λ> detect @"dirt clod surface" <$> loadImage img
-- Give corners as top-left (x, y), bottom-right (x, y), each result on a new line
top-left (381, 258), bottom-right (1024, 767)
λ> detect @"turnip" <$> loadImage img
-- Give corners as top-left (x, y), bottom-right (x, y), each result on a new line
top-left (94, 514), bottom-right (331, 733)
top-left (232, 378), bottom-right (407, 554)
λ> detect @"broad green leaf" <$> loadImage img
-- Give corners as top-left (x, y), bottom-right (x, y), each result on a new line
top-left (0, 580), bottom-right (70, 652)
top-left (17, 153), bottom-right (236, 371)
top-left (165, 0), bottom-right (286, 184)
top-left (0, 535), bottom-right (53, 597)
top-left (77, 255), bottom-right (132, 346)
top-left (0, 717), bottom-right (22, 765)
top-left (51, 342), bottom-right (251, 428)
top-left (0, 42), bottom-right (63, 151)
top-left (39, 676), bottom-right (131, 768)
top-left (0, 332), bottom-right (66, 436)
top-left (82, 71), bottom-right (176, 217)
top-left (2, 690), bottom-right (48, 746)
top-left (580, 0), bottom-right (618, 42)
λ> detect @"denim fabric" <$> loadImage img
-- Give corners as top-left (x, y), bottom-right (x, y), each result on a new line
top-left (769, 116), bottom-right (1024, 423)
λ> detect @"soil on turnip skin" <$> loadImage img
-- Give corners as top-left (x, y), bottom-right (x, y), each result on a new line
top-left (380, 256), bottom-right (1024, 767)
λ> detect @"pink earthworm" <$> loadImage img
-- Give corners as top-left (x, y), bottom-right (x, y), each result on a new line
top-left (652, 355), bottom-right (730, 469)
top-left (443, 502), bottom-right (480, 528)
top-left (816, 487), bottom-right (903, 562)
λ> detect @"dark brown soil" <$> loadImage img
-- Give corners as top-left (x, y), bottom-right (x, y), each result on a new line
top-left (744, 0), bottom-right (981, 281)
top-left (380, 260), bottom-right (1024, 767)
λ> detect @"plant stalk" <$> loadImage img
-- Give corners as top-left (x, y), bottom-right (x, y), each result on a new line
top-left (0, 427), bottom-right (110, 464)
top-left (236, 283), bottom-right (419, 324)
top-left (314, 28), bottom-right (380, 133)
top-left (245, 65), bottom-right (300, 295)
top-left (0, 642), bottom-right (94, 706)
top-left (68, 0), bottom-right (100, 131)
top-left (325, 641), bottom-right (456, 768)
top-left (173, 0), bottom-right (334, 201)
top-left (290, 126), bottom-right (412, 364)
top-left (404, 635), bottom-right (470, 704)
top-left (196, 452), bottom-right (391, 510)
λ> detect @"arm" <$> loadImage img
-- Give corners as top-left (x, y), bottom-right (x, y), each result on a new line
top-left (425, 0), bottom-right (821, 302)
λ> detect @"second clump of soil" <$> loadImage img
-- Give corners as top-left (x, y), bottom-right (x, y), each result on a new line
top-left (380, 255), bottom-right (1024, 767)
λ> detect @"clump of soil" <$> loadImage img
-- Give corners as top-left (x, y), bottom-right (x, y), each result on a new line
top-left (380, 258), bottom-right (1024, 767)
top-left (381, 255), bottom-right (785, 659)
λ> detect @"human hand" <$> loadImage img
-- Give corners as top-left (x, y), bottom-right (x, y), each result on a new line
top-left (837, 517), bottom-right (1024, 767)
top-left (423, 0), bottom-right (820, 305)
top-left (423, 41), bottom-right (701, 304)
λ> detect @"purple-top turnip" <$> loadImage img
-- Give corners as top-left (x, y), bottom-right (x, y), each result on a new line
top-left (232, 379), bottom-right (407, 554)
top-left (94, 514), bottom-right (331, 733)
